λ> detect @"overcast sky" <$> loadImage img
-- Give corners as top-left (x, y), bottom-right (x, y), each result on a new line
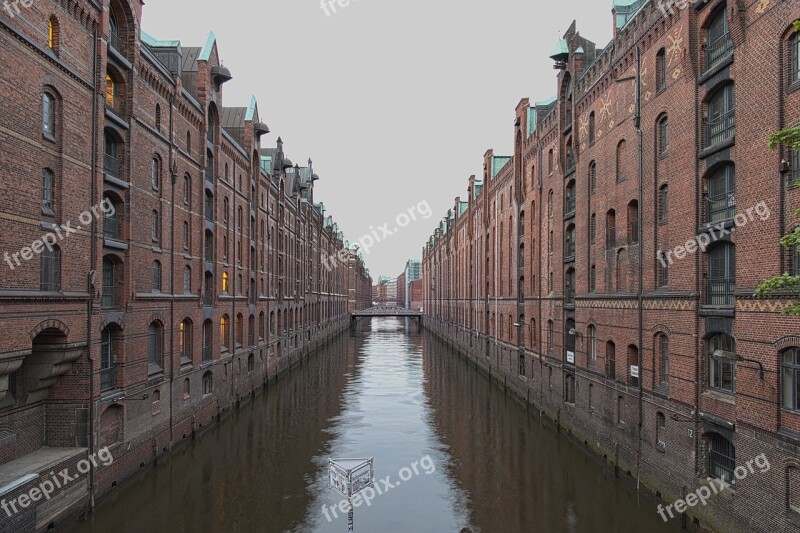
top-left (142, 0), bottom-right (614, 279)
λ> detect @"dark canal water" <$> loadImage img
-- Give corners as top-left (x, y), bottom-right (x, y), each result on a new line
top-left (71, 318), bottom-right (680, 532)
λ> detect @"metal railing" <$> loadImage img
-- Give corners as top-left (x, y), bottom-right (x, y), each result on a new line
top-left (707, 191), bottom-right (735, 223)
top-left (104, 153), bottom-right (120, 177)
top-left (706, 33), bottom-right (732, 71)
top-left (707, 277), bottom-right (735, 306)
top-left (707, 108), bottom-right (735, 147)
top-left (103, 214), bottom-right (120, 240)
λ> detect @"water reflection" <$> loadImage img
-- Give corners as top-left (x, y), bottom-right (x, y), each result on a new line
top-left (72, 319), bottom-right (679, 533)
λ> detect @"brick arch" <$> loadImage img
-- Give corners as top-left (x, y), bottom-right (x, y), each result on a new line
top-left (651, 323), bottom-right (672, 335)
top-left (774, 336), bottom-right (800, 352)
top-left (29, 319), bottom-right (70, 340)
top-left (148, 314), bottom-right (167, 326)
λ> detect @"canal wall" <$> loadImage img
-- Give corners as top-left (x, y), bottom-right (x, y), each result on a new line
top-left (61, 318), bottom-right (353, 532)
top-left (423, 319), bottom-right (797, 533)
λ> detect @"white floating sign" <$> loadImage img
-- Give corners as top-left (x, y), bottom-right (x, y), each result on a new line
top-left (328, 458), bottom-right (374, 498)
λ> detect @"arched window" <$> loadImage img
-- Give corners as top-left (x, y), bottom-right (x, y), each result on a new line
top-left (781, 347), bottom-right (800, 411)
top-left (547, 189), bottom-right (554, 217)
top-left (658, 184), bottom-right (669, 224)
top-left (220, 315), bottom-right (230, 351)
top-left (616, 140), bottom-right (627, 182)
top-left (789, 466), bottom-right (800, 515)
top-left (658, 115), bottom-right (668, 155)
top-left (589, 161), bottom-right (596, 194)
top-left (627, 200), bottom-right (639, 244)
top-left (108, 11), bottom-right (119, 50)
top-left (186, 131), bottom-right (192, 154)
top-left (606, 341), bottom-right (616, 379)
top-left (103, 193), bottom-right (122, 240)
top-left (706, 6), bottom-right (732, 71)
top-left (707, 163), bottom-right (736, 223)
top-left (42, 92), bottom-right (55, 137)
top-left (42, 168), bottom-right (54, 213)
top-left (657, 334), bottom-right (669, 386)
top-left (588, 325), bottom-right (597, 363)
top-left (791, 31), bottom-right (800, 85)
top-left (606, 209), bottom-right (617, 248)
top-left (708, 333), bottom-right (735, 393)
top-left (48, 16), bottom-right (59, 53)
top-left (40, 245), bottom-right (61, 292)
top-left (707, 83), bottom-right (735, 146)
top-left (100, 325), bottom-right (120, 391)
top-left (104, 130), bottom-right (120, 176)
top-left (102, 256), bottom-right (121, 308)
top-left (222, 271), bottom-right (229, 293)
top-left (223, 197), bottom-right (229, 224)
top-left (564, 180), bottom-right (576, 215)
top-left (151, 260), bottom-right (162, 292)
top-left (707, 243), bottom-right (735, 305)
top-left (236, 313), bottom-right (244, 346)
top-left (148, 322), bottom-right (164, 371)
top-left (105, 73), bottom-right (117, 111)
top-left (548, 149), bottom-right (554, 175)
top-left (202, 371), bottom-right (213, 395)
top-left (656, 48), bottom-right (666, 92)
top-left (565, 224), bottom-right (576, 259)
top-left (151, 157), bottom-right (161, 191)
top-left (149, 200), bottom-right (163, 240)
top-left (180, 319), bottom-right (193, 361)
top-left (708, 432), bottom-right (735, 484)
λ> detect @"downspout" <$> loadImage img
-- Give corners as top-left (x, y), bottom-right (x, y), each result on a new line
top-left (634, 44), bottom-right (645, 492)
top-left (537, 143), bottom-right (544, 403)
top-left (168, 94), bottom-right (176, 449)
top-left (87, 20), bottom-right (100, 512)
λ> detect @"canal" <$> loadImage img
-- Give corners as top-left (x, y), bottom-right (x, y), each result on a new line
top-left (71, 318), bottom-right (680, 532)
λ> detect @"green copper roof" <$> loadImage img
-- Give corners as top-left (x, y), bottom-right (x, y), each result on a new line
top-left (492, 156), bottom-right (512, 178)
top-left (141, 31), bottom-right (181, 48)
top-left (246, 95), bottom-right (257, 122)
top-left (458, 201), bottom-right (468, 216)
top-left (198, 31), bottom-right (216, 62)
top-left (549, 38), bottom-right (569, 60)
top-left (527, 107), bottom-right (537, 137)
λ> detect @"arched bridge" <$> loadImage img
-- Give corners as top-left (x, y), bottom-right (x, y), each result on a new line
top-left (350, 306), bottom-right (423, 328)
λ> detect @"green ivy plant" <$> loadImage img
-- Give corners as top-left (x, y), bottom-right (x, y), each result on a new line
top-left (755, 20), bottom-right (800, 315)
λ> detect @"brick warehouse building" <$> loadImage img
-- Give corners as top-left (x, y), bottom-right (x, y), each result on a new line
top-left (0, 0), bottom-right (371, 530)
top-left (423, 0), bottom-right (800, 531)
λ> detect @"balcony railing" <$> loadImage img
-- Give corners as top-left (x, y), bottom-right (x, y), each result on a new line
top-left (565, 240), bottom-right (575, 259)
top-left (104, 153), bottom-right (120, 178)
top-left (706, 33), bottom-right (732, 71)
top-left (100, 365), bottom-right (116, 392)
top-left (606, 228), bottom-right (617, 249)
top-left (707, 191), bottom-right (736, 223)
top-left (707, 109), bottom-right (735, 147)
top-left (707, 277), bottom-right (735, 306)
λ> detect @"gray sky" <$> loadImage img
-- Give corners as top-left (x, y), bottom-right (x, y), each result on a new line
top-left (142, 0), bottom-right (614, 279)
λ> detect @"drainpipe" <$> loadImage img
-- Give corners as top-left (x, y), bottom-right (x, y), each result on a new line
top-left (634, 44), bottom-right (645, 492)
top-left (87, 21), bottom-right (100, 512)
top-left (168, 93), bottom-right (176, 450)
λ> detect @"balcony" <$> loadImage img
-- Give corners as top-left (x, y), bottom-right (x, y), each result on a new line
top-left (707, 277), bottom-right (735, 306)
top-left (707, 109), bottom-right (735, 147)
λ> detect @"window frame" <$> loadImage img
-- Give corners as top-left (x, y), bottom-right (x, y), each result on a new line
top-left (782, 347), bottom-right (800, 412)
top-left (708, 333), bottom-right (736, 394)
top-left (40, 245), bottom-right (61, 292)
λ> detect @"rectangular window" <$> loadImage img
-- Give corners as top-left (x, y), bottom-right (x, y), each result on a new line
top-left (792, 149), bottom-right (800, 189)
top-left (782, 349), bottom-right (800, 411)
top-left (709, 355), bottom-right (735, 393)
top-left (152, 210), bottom-right (160, 243)
top-left (792, 33), bottom-right (800, 84)
top-left (659, 118), bottom-right (668, 155)
top-left (42, 169), bottom-right (53, 211)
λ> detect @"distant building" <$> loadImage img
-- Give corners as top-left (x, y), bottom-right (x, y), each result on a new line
top-left (373, 275), bottom-right (397, 306)
top-left (396, 259), bottom-right (421, 308)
